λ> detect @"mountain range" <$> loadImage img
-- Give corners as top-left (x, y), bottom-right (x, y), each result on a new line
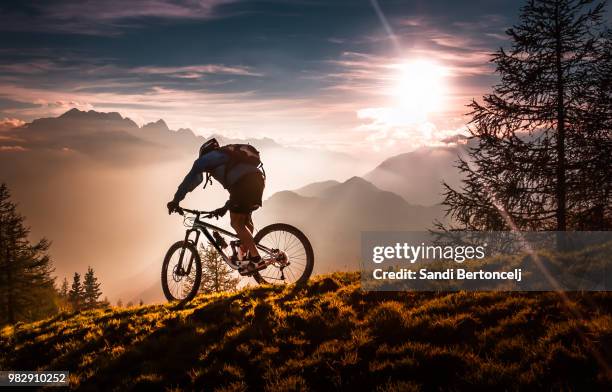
top-left (257, 176), bottom-right (447, 274)
top-left (364, 145), bottom-right (468, 206)
top-left (0, 108), bottom-right (460, 302)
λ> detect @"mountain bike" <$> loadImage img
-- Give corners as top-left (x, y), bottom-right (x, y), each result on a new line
top-left (162, 207), bottom-right (314, 302)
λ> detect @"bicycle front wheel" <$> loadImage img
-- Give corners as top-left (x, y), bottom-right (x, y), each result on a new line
top-left (253, 223), bottom-right (314, 286)
top-left (161, 241), bottom-right (202, 302)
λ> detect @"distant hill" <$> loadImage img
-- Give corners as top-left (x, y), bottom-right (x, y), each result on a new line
top-left (2, 273), bottom-right (610, 390)
top-left (364, 145), bottom-right (468, 206)
top-left (256, 177), bottom-right (446, 273)
top-left (6, 108), bottom-right (282, 162)
top-left (2, 108), bottom-right (366, 188)
top-left (293, 180), bottom-right (340, 197)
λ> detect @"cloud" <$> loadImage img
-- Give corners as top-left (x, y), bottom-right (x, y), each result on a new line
top-left (311, 9), bottom-right (509, 153)
top-left (354, 110), bottom-right (469, 154)
top-left (0, 0), bottom-right (238, 35)
top-left (130, 64), bottom-right (263, 78)
top-left (0, 117), bottom-right (25, 131)
top-left (0, 145), bottom-right (27, 152)
top-left (0, 57), bottom-right (263, 97)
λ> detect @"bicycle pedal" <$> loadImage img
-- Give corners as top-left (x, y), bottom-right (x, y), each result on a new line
top-left (238, 268), bottom-right (253, 276)
top-left (238, 260), bottom-right (267, 276)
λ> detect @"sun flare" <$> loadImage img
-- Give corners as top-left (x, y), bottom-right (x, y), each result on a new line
top-left (392, 60), bottom-right (447, 122)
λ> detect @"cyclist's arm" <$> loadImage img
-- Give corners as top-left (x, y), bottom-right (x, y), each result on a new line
top-left (172, 151), bottom-right (228, 202)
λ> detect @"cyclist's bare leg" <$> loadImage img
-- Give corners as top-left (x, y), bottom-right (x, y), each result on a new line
top-left (243, 214), bottom-right (256, 256)
top-left (245, 213), bottom-right (254, 233)
top-left (230, 211), bottom-right (260, 258)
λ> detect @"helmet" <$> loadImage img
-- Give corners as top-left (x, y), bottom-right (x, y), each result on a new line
top-left (199, 138), bottom-right (219, 157)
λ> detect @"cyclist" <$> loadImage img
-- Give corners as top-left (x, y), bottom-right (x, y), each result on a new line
top-left (167, 138), bottom-right (266, 273)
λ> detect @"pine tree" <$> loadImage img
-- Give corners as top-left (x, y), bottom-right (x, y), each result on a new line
top-left (198, 245), bottom-right (240, 294)
top-left (571, 28), bottom-right (612, 229)
top-left (82, 266), bottom-right (102, 309)
top-left (68, 272), bottom-right (83, 310)
top-left (116, 298), bottom-right (123, 307)
top-left (0, 183), bottom-right (57, 324)
top-left (59, 277), bottom-right (69, 298)
top-left (441, 0), bottom-right (611, 232)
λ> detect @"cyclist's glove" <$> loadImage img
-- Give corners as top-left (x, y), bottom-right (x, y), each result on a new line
top-left (167, 200), bottom-right (180, 215)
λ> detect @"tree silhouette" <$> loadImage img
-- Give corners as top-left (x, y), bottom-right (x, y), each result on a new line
top-left (69, 272), bottom-right (83, 310)
top-left (59, 277), bottom-right (69, 298)
top-left (83, 266), bottom-right (102, 309)
top-left (0, 183), bottom-right (57, 324)
top-left (184, 245), bottom-right (240, 296)
top-left (441, 0), bottom-right (611, 232)
top-left (201, 245), bottom-right (240, 294)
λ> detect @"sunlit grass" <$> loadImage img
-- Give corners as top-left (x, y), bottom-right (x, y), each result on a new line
top-left (1, 272), bottom-right (610, 390)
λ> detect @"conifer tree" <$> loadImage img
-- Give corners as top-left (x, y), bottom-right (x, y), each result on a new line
top-left (0, 183), bottom-right (56, 324)
top-left (68, 272), bottom-right (83, 310)
top-left (83, 266), bottom-right (102, 309)
top-left (441, 0), bottom-right (611, 232)
top-left (59, 277), bottom-right (69, 298)
top-left (197, 245), bottom-right (240, 294)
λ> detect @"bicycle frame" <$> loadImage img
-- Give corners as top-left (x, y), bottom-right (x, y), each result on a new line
top-left (178, 213), bottom-right (276, 273)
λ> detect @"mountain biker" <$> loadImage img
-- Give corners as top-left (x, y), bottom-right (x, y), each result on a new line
top-left (167, 138), bottom-right (266, 273)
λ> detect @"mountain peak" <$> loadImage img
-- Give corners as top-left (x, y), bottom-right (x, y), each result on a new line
top-left (293, 180), bottom-right (341, 197)
top-left (316, 176), bottom-right (383, 200)
top-left (58, 108), bottom-right (124, 122)
top-left (339, 176), bottom-right (382, 192)
top-left (266, 190), bottom-right (313, 204)
top-left (343, 176), bottom-right (372, 186)
top-left (142, 119), bottom-right (169, 131)
top-left (364, 145), bottom-right (465, 206)
top-left (59, 108), bottom-right (83, 118)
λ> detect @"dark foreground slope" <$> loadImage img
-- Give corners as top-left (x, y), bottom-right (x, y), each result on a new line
top-left (1, 273), bottom-right (611, 391)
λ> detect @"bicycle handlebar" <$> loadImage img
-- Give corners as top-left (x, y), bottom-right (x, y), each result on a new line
top-left (175, 206), bottom-right (220, 219)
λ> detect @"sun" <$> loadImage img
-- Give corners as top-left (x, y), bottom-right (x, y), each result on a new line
top-left (392, 60), bottom-right (447, 122)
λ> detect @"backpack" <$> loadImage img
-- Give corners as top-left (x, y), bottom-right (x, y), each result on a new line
top-left (221, 144), bottom-right (262, 168)
top-left (203, 143), bottom-right (265, 189)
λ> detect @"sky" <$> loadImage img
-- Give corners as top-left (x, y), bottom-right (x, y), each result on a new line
top-left (0, 0), bottom-right (524, 156)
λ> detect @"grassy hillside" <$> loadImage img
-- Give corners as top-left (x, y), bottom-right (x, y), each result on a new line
top-left (2, 273), bottom-right (611, 391)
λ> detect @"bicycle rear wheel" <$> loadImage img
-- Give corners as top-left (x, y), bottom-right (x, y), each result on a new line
top-left (161, 241), bottom-right (202, 302)
top-left (253, 223), bottom-right (314, 286)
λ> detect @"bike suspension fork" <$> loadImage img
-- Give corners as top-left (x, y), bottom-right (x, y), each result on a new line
top-left (178, 229), bottom-right (200, 274)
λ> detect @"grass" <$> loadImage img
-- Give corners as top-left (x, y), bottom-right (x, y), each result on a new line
top-left (1, 272), bottom-right (611, 391)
